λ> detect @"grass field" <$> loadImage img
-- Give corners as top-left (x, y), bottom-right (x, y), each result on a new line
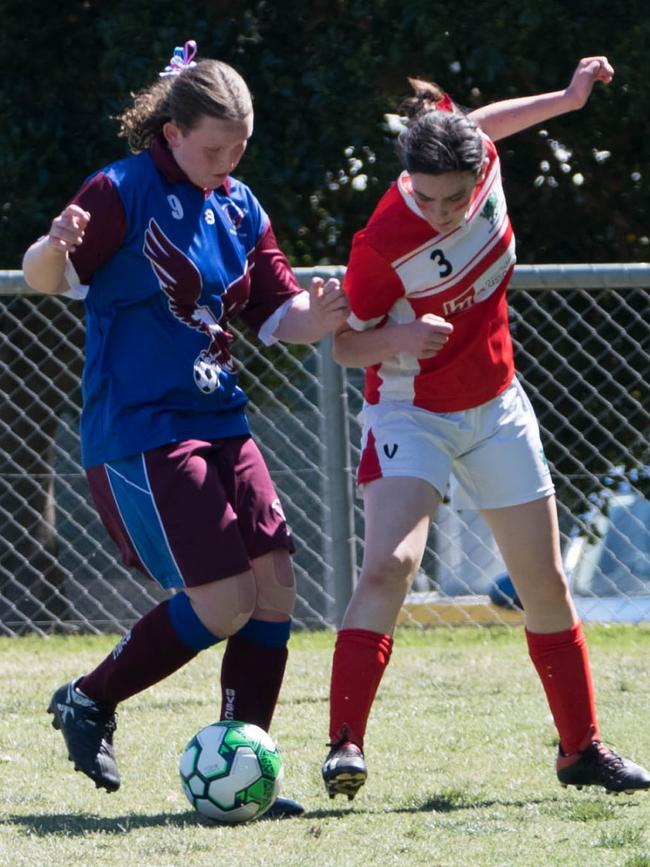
top-left (2, 625), bottom-right (650, 867)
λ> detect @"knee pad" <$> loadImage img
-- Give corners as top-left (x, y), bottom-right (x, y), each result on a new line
top-left (252, 549), bottom-right (296, 617)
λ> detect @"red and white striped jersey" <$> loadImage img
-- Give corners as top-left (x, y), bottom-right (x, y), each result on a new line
top-left (344, 136), bottom-right (517, 412)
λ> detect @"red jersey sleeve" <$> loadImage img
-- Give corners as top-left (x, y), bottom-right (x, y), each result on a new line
top-left (68, 172), bottom-right (126, 285)
top-left (239, 222), bottom-right (302, 335)
top-left (343, 229), bottom-right (404, 331)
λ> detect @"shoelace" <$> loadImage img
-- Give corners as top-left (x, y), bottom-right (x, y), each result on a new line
top-left (592, 741), bottom-right (625, 770)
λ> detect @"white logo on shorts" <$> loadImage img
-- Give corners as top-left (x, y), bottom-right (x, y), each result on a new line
top-left (271, 498), bottom-right (286, 520)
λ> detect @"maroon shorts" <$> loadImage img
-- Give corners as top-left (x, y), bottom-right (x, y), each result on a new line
top-left (86, 436), bottom-right (294, 590)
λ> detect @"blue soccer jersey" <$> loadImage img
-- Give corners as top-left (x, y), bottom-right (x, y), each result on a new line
top-left (66, 139), bottom-right (302, 467)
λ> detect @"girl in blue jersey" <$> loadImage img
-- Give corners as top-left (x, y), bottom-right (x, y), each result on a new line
top-left (22, 40), bottom-right (347, 816)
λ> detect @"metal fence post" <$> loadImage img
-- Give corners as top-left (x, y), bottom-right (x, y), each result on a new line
top-left (317, 334), bottom-right (357, 627)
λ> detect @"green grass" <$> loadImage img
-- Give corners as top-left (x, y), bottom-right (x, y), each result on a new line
top-left (2, 625), bottom-right (650, 866)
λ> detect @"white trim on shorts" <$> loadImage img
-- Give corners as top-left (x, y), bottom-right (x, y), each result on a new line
top-left (357, 378), bottom-right (555, 511)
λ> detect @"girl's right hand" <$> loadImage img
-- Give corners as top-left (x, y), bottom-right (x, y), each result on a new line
top-left (564, 56), bottom-right (614, 110)
top-left (46, 204), bottom-right (90, 254)
top-left (404, 313), bottom-right (454, 358)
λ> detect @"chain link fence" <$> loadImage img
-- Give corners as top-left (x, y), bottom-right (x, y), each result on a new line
top-left (1, 266), bottom-right (649, 636)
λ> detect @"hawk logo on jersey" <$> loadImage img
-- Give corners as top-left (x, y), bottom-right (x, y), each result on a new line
top-left (479, 192), bottom-right (498, 229)
top-left (143, 218), bottom-right (234, 394)
top-left (443, 285), bottom-right (475, 315)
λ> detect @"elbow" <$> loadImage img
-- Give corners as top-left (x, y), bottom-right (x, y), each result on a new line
top-left (332, 340), bottom-right (354, 367)
top-left (21, 261), bottom-right (42, 294)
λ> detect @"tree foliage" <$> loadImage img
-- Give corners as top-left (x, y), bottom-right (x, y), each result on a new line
top-left (2, 0), bottom-right (648, 491)
top-left (3, 0), bottom-right (650, 267)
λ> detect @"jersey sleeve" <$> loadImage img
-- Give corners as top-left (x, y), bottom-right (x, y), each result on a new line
top-left (67, 172), bottom-right (127, 289)
top-left (343, 230), bottom-right (404, 331)
top-left (238, 221), bottom-right (302, 339)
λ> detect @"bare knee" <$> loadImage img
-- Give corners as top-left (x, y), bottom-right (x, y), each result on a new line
top-left (185, 572), bottom-right (257, 637)
top-left (515, 567), bottom-right (574, 612)
top-left (251, 549), bottom-right (296, 620)
top-left (360, 551), bottom-right (418, 598)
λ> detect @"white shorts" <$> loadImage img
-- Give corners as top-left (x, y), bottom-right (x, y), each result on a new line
top-left (357, 378), bottom-right (554, 510)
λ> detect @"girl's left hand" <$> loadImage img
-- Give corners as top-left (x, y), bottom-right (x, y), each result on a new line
top-left (565, 56), bottom-right (614, 110)
top-left (309, 277), bottom-right (349, 332)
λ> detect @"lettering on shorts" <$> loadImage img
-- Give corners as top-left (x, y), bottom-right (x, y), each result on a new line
top-left (383, 443), bottom-right (399, 459)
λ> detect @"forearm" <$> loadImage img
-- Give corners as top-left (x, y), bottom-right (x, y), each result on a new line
top-left (22, 238), bottom-right (71, 295)
top-left (469, 90), bottom-right (578, 142)
top-left (333, 324), bottom-right (407, 368)
top-left (272, 292), bottom-right (327, 344)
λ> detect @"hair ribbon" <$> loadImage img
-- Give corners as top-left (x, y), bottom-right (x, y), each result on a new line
top-left (434, 93), bottom-right (454, 112)
top-left (160, 40), bottom-right (198, 77)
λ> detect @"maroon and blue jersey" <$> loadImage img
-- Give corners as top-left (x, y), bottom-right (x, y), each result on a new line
top-left (65, 139), bottom-right (301, 467)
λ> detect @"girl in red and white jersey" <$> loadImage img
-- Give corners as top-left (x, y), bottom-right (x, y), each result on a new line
top-left (323, 57), bottom-right (650, 800)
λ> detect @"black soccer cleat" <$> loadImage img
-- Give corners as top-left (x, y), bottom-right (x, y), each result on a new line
top-left (47, 679), bottom-right (120, 792)
top-left (263, 796), bottom-right (306, 819)
top-left (557, 740), bottom-right (650, 794)
top-left (322, 742), bottom-right (367, 801)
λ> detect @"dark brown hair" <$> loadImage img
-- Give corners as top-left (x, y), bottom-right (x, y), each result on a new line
top-left (118, 60), bottom-right (253, 153)
top-left (396, 77), bottom-right (485, 177)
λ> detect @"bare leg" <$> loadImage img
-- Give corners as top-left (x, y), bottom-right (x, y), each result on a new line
top-left (482, 495), bottom-right (600, 756)
top-left (343, 476), bottom-right (442, 633)
top-left (481, 495), bottom-right (577, 633)
top-left (324, 476), bottom-right (441, 799)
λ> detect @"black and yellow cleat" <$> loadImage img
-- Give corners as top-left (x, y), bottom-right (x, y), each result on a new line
top-left (322, 742), bottom-right (367, 801)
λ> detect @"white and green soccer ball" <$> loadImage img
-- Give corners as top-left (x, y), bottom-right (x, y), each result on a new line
top-left (179, 720), bottom-right (284, 824)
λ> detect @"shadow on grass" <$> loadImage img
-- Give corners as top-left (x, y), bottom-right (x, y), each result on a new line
top-left (3, 806), bottom-right (319, 836)
top-left (6, 792), bottom-right (640, 833)
top-left (303, 789), bottom-right (638, 819)
top-left (302, 793), bottom-right (510, 819)
top-left (2, 811), bottom-right (206, 836)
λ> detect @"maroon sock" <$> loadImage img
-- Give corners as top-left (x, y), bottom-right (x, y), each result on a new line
top-left (78, 599), bottom-right (199, 706)
top-left (526, 622), bottom-right (600, 755)
top-left (219, 633), bottom-right (288, 732)
top-left (329, 628), bottom-right (393, 749)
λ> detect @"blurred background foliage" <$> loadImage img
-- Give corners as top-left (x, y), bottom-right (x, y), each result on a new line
top-left (2, 0), bottom-right (650, 267)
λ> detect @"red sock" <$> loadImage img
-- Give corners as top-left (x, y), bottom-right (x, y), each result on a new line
top-left (78, 599), bottom-right (198, 706)
top-left (329, 628), bottom-right (393, 749)
top-left (526, 622), bottom-right (600, 755)
top-left (219, 633), bottom-right (288, 732)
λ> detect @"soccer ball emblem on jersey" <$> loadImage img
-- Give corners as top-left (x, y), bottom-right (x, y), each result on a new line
top-left (179, 720), bottom-right (284, 823)
top-left (193, 350), bottom-right (222, 393)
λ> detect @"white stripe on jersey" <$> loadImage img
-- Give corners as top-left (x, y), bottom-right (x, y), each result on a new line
top-left (348, 310), bottom-right (384, 331)
top-left (374, 297), bottom-right (418, 403)
top-left (392, 163), bottom-right (515, 302)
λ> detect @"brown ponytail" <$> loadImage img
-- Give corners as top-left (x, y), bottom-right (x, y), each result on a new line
top-left (398, 77), bottom-right (451, 121)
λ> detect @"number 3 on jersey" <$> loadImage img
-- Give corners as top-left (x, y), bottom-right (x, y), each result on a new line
top-left (430, 248), bottom-right (453, 278)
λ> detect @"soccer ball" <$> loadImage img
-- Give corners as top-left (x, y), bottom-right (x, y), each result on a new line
top-left (179, 720), bottom-right (284, 824)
